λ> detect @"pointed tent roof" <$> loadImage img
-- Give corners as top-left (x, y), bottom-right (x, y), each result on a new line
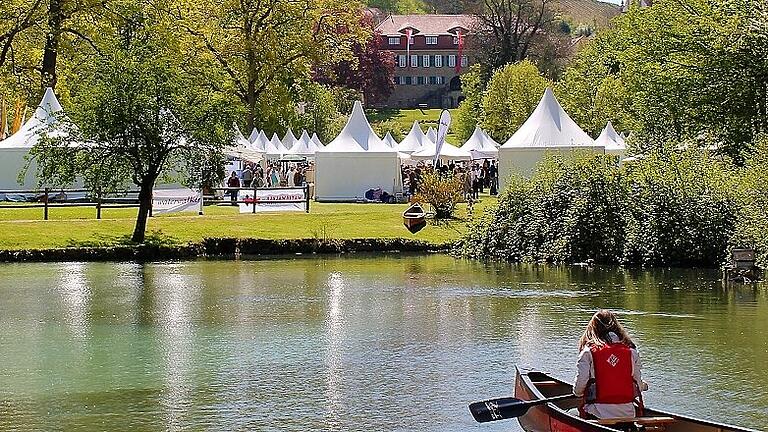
top-left (426, 127), bottom-right (437, 143)
top-left (461, 126), bottom-right (499, 159)
top-left (383, 132), bottom-right (398, 148)
top-left (397, 121), bottom-right (432, 154)
top-left (0, 88), bottom-right (66, 149)
top-left (319, 101), bottom-right (394, 153)
top-left (250, 130), bottom-right (269, 152)
top-left (248, 128), bottom-right (260, 143)
top-left (411, 140), bottom-right (471, 160)
top-left (282, 128), bottom-right (298, 150)
top-left (265, 133), bottom-right (288, 157)
top-left (311, 132), bottom-right (323, 147)
top-left (288, 130), bottom-right (320, 155)
top-left (501, 88), bottom-right (594, 149)
top-left (595, 121), bottom-right (626, 151)
top-left (234, 124), bottom-right (255, 149)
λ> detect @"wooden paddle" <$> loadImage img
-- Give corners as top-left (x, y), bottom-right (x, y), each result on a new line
top-left (469, 394), bottom-right (577, 423)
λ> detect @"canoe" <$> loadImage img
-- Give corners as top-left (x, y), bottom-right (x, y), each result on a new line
top-left (403, 202), bottom-right (427, 234)
top-left (514, 367), bottom-right (759, 432)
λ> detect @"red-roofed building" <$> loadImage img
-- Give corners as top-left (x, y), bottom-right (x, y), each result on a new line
top-left (375, 14), bottom-right (476, 109)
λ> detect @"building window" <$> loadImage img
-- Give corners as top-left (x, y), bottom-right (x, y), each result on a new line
top-left (425, 36), bottom-right (438, 45)
top-left (388, 37), bottom-right (400, 45)
top-left (422, 55), bottom-right (430, 68)
top-left (417, 76), bottom-right (425, 85)
top-left (437, 76), bottom-right (445, 85)
top-left (448, 55), bottom-right (456, 68)
top-left (410, 54), bottom-right (418, 67)
top-left (398, 55), bottom-right (406, 68)
top-left (434, 55), bottom-right (442, 68)
top-left (429, 76), bottom-right (437, 85)
top-left (461, 55), bottom-right (468, 68)
top-left (405, 76), bottom-right (412, 85)
top-left (412, 76), bottom-right (419, 85)
top-left (453, 36), bottom-right (459, 45)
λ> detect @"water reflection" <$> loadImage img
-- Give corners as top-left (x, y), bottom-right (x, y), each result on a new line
top-left (0, 256), bottom-right (764, 431)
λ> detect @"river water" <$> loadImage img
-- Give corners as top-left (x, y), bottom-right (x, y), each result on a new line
top-left (0, 255), bottom-right (765, 431)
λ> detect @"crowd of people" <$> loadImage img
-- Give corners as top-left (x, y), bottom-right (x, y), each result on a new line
top-left (225, 160), bottom-right (313, 203)
top-left (403, 160), bottom-right (499, 201)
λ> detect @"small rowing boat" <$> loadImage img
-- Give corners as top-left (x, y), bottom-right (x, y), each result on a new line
top-left (512, 367), bottom-right (759, 432)
top-left (403, 202), bottom-right (427, 234)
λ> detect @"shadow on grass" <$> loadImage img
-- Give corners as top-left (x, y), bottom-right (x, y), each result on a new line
top-left (65, 230), bottom-right (181, 248)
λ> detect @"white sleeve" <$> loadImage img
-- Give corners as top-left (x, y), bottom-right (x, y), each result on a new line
top-left (632, 348), bottom-right (644, 390)
top-left (573, 349), bottom-right (592, 397)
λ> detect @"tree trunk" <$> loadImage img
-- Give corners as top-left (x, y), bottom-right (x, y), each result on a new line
top-left (131, 179), bottom-right (154, 243)
top-left (41, 0), bottom-right (63, 89)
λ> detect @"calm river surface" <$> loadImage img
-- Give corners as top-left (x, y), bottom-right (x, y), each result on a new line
top-left (0, 255), bottom-right (766, 431)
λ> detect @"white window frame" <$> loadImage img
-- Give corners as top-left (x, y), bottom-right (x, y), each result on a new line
top-left (388, 37), bottom-right (400, 45)
top-left (410, 54), bottom-right (418, 67)
top-left (398, 55), bottom-right (406, 68)
top-left (425, 36), bottom-right (438, 45)
top-left (422, 55), bottom-right (430, 68)
top-left (448, 55), bottom-right (456, 68)
top-left (434, 55), bottom-right (442, 68)
top-left (453, 36), bottom-right (459, 45)
top-left (412, 76), bottom-right (418, 85)
top-left (461, 55), bottom-right (468, 67)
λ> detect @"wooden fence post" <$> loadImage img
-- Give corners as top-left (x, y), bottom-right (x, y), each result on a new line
top-left (43, 188), bottom-right (49, 220)
top-left (252, 184), bottom-right (257, 214)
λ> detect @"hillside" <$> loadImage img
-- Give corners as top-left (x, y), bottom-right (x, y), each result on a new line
top-left (555, 0), bottom-right (622, 28)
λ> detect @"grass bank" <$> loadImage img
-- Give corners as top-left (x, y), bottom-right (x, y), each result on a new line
top-left (0, 197), bottom-right (496, 251)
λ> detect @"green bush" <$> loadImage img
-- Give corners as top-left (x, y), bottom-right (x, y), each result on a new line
top-left (460, 148), bottom-right (744, 267)
top-left (414, 172), bottom-right (464, 219)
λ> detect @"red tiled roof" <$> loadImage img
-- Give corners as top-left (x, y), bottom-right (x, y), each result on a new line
top-left (375, 14), bottom-right (476, 36)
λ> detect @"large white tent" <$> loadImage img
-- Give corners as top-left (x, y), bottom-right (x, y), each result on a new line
top-left (397, 121), bottom-right (431, 154)
top-left (595, 121), bottom-right (627, 157)
top-left (314, 101), bottom-right (401, 201)
top-left (411, 140), bottom-right (471, 161)
top-left (382, 132), bottom-right (398, 148)
top-left (0, 87), bottom-right (69, 190)
top-left (288, 130), bottom-right (320, 156)
top-left (498, 88), bottom-right (603, 187)
top-left (461, 126), bottom-right (500, 160)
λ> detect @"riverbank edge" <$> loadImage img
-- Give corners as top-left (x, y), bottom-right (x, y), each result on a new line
top-left (0, 238), bottom-right (454, 263)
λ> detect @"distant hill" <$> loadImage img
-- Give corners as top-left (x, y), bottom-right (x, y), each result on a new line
top-left (554, 0), bottom-right (621, 28)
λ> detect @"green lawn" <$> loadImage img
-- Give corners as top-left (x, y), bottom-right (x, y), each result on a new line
top-left (0, 196), bottom-right (497, 250)
top-left (367, 108), bottom-right (459, 141)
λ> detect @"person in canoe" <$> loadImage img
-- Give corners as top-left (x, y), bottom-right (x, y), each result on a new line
top-left (573, 309), bottom-right (648, 420)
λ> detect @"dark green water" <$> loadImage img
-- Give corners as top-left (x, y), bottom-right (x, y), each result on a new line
top-left (0, 255), bottom-right (765, 431)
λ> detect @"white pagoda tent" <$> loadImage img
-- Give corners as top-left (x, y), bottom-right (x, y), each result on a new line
top-left (411, 139), bottom-right (471, 162)
top-left (498, 88), bottom-right (602, 187)
top-left (397, 121), bottom-right (431, 154)
top-left (461, 126), bottom-right (500, 160)
top-left (224, 124), bottom-right (263, 161)
top-left (266, 133), bottom-right (288, 159)
top-left (287, 130), bottom-right (320, 156)
top-left (0, 87), bottom-right (71, 189)
top-left (426, 127), bottom-right (437, 143)
top-left (595, 121), bottom-right (627, 157)
top-left (250, 130), bottom-right (269, 152)
top-left (311, 133), bottom-right (323, 148)
top-left (315, 101), bottom-right (401, 201)
top-left (382, 132), bottom-right (398, 148)
top-left (282, 128), bottom-right (298, 150)
top-left (247, 128), bottom-right (260, 143)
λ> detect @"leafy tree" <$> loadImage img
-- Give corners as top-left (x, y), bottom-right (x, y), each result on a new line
top-left (453, 64), bottom-right (484, 142)
top-left (29, 3), bottom-right (233, 243)
top-left (480, 60), bottom-right (549, 141)
top-left (314, 15), bottom-right (395, 105)
top-left (174, 0), bottom-right (366, 133)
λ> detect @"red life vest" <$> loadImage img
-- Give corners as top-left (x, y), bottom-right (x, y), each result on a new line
top-left (590, 343), bottom-right (635, 404)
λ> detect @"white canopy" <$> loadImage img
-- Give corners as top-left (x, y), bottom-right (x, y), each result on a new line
top-left (596, 121), bottom-right (627, 154)
top-left (266, 133), bottom-right (288, 158)
top-left (247, 128), bottom-right (260, 143)
top-left (383, 132), bottom-right (398, 148)
top-left (250, 130), bottom-right (268, 152)
top-left (397, 121), bottom-right (431, 154)
top-left (282, 128), bottom-right (298, 150)
top-left (311, 132), bottom-right (323, 148)
top-left (501, 88), bottom-right (595, 149)
top-left (315, 101), bottom-right (401, 201)
top-left (461, 126), bottom-right (499, 159)
top-left (0, 88), bottom-right (65, 149)
top-left (411, 140), bottom-right (472, 161)
top-left (426, 127), bottom-right (437, 143)
top-left (288, 130), bottom-right (320, 156)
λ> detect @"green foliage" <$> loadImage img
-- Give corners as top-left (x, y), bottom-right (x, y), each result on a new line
top-left (414, 172), bottom-right (464, 219)
top-left (372, 120), bottom-right (404, 141)
top-left (732, 136), bottom-right (768, 268)
top-left (480, 61), bottom-right (550, 142)
top-left (366, 0), bottom-right (429, 13)
top-left (462, 147), bottom-right (743, 267)
top-left (453, 64), bottom-right (484, 143)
